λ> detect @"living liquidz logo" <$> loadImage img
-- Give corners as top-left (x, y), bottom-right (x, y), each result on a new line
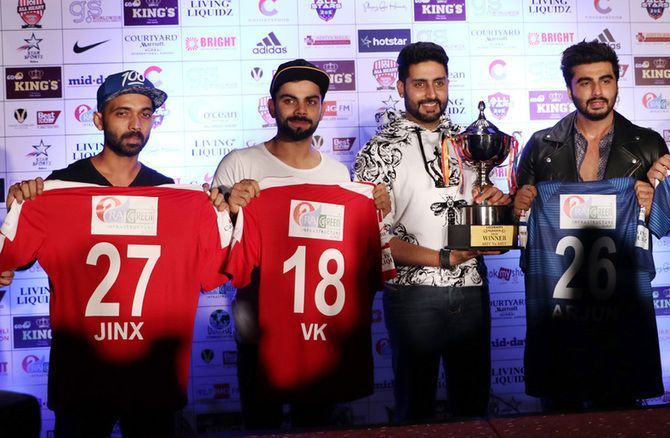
top-left (17, 0), bottom-right (46, 28)
top-left (6, 67), bottom-right (62, 99)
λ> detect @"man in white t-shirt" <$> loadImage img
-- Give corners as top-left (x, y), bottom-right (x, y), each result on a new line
top-left (212, 59), bottom-right (389, 430)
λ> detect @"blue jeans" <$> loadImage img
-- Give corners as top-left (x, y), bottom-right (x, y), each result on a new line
top-left (383, 283), bottom-right (491, 422)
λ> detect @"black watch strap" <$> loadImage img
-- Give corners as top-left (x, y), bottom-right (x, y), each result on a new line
top-left (439, 248), bottom-right (451, 270)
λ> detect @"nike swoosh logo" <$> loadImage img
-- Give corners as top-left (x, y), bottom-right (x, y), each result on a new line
top-left (73, 40), bottom-right (109, 54)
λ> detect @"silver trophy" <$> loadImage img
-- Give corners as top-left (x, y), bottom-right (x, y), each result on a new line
top-left (447, 101), bottom-right (517, 249)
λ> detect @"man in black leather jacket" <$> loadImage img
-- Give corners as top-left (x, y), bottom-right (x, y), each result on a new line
top-left (514, 42), bottom-right (667, 217)
top-left (513, 41), bottom-right (668, 412)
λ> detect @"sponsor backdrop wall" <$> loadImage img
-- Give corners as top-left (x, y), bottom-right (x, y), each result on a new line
top-left (1, 0), bottom-right (670, 434)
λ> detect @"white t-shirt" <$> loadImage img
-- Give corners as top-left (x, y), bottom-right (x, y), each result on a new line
top-left (213, 142), bottom-right (350, 190)
top-left (213, 142), bottom-right (351, 343)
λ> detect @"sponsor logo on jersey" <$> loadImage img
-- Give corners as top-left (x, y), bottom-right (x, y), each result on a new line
top-left (13, 316), bottom-right (51, 349)
top-left (311, 0), bottom-right (341, 21)
top-left (5, 67), bottom-right (62, 99)
top-left (635, 57), bottom-right (670, 86)
top-left (414, 0), bottom-right (466, 21)
top-left (91, 196), bottom-right (158, 236)
top-left (560, 194), bottom-right (616, 229)
top-left (289, 200), bottom-right (345, 241)
top-left (124, 0), bottom-right (179, 26)
top-left (487, 92), bottom-right (510, 120)
top-left (18, 0), bottom-right (46, 28)
top-left (642, 0), bottom-right (669, 19)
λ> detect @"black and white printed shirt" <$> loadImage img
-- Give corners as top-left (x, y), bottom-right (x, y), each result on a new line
top-left (354, 110), bottom-right (486, 287)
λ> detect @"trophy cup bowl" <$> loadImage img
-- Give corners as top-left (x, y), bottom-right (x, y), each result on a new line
top-left (446, 101), bottom-right (518, 249)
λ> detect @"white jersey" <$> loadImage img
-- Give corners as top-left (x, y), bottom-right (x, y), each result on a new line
top-left (213, 142), bottom-right (350, 190)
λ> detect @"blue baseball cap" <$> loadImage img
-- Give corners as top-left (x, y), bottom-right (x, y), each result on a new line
top-left (96, 70), bottom-right (167, 112)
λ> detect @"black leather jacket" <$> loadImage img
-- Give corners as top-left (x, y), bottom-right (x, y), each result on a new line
top-left (517, 111), bottom-right (668, 185)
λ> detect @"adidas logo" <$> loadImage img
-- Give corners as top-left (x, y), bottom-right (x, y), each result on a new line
top-left (253, 32), bottom-right (287, 55)
top-left (593, 28), bottom-right (621, 50)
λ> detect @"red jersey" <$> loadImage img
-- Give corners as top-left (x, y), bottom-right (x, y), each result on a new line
top-left (225, 177), bottom-right (395, 402)
top-left (0, 181), bottom-right (232, 410)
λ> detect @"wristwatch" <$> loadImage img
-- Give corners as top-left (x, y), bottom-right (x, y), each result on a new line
top-left (439, 248), bottom-right (452, 270)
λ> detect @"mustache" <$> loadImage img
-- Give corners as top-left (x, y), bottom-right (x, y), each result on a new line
top-left (121, 131), bottom-right (145, 142)
top-left (587, 98), bottom-right (608, 105)
top-left (287, 116), bottom-right (313, 124)
top-left (418, 98), bottom-right (442, 106)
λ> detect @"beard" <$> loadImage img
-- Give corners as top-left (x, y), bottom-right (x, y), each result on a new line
top-left (572, 93), bottom-right (617, 121)
top-left (104, 130), bottom-right (149, 157)
top-left (404, 97), bottom-right (447, 125)
top-left (276, 115), bottom-right (318, 141)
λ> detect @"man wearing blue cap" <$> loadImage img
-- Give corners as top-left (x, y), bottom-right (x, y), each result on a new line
top-left (7, 71), bottom-right (225, 437)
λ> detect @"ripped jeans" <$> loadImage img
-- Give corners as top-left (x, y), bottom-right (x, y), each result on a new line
top-left (383, 283), bottom-right (491, 422)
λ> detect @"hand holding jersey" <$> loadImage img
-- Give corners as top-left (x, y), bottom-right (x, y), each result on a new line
top-left (224, 177), bottom-right (395, 402)
top-left (0, 182), bottom-right (233, 411)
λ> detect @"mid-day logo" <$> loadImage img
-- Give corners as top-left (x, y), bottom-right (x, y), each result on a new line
top-left (642, 0), bottom-right (669, 19)
top-left (289, 200), bottom-right (345, 241)
top-left (17, 0), bottom-right (46, 28)
top-left (560, 194), bottom-right (616, 229)
top-left (311, 0), bottom-right (341, 21)
top-left (91, 195), bottom-right (158, 236)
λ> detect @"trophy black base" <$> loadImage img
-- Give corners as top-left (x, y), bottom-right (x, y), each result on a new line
top-left (446, 224), bottom-right (519, 250)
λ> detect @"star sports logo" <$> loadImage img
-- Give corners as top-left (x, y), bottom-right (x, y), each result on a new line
top-left (27, 139), bottom-right (50, 158)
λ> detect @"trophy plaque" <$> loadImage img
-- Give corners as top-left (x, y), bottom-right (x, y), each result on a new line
top-left (446, 101), bottom-right (518, 250)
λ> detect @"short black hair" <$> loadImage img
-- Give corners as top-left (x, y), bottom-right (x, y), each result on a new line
top-left (561, 40), bottom-right (620, 87)
top-left (396, 41), bottom-right (449, 82)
